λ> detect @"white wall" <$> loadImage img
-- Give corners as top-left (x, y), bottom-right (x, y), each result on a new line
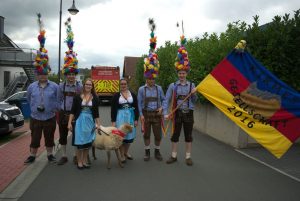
top-left (0, 66), bottom-right (25, 94)
top-left (193, 102), bottom-right (300, 148)
top-left (193, 103), bottom-right (249, 148)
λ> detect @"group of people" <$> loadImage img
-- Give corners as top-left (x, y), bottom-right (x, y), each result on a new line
top-left (24, 15), bottom-right (198, 168)
top-left (113, 69), bottom-right (197, 166)
top-left (23, 14), bottom-right (101, 169)
top-left (24, 66), bottom-right (197, 168)
top-left (24, 71), bottom-right (100, 170)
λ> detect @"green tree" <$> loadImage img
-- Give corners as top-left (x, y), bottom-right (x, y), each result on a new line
top-left (48, 73), bottom-right (59, 83)
top-left (134, 9), bottom-right (300, 100)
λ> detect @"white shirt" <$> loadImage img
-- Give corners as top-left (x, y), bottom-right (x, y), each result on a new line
top-left (119, 91), bottom-right (133, 104)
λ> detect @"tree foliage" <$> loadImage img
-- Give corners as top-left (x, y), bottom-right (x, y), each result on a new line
top-left (48, 73), bottom-right (59, 83)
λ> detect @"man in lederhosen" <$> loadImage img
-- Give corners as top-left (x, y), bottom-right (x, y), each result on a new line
top-left (163, 34), bottom-right (197, 166)
top-left (138, 18), bottom-right (165, 161)
top-left (57, 18), bottom-right (82, 165)
top-left (57, 72), bottom-right (82, 165)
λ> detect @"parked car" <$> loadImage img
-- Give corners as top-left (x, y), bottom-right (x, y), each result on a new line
top-left (0, 102), bottom-right (24, 135)
top-left (0, 91), bottom-right (31, 119)
top-left (1, 91), bottom-right (27, 105)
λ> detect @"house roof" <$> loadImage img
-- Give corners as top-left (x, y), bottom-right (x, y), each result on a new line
top-left (122, 56), bottom-right (141, 78)
top-left (0, 33), bottom-right (19, 49)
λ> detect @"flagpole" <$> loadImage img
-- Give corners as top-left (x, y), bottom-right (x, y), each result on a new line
top-left (167, 91), bottom-right (193, 117)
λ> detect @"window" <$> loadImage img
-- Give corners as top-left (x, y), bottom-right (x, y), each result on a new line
top-left (4, 71), bottom-right (10, 87)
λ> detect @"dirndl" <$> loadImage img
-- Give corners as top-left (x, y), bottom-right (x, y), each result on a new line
top-left (116, 107), bottom-right (136, 141)
top-left (74, 108), bottom-right (96, 148)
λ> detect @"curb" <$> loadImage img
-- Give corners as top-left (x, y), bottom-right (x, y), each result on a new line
top-left (0, 139), bottom-right (60, 201)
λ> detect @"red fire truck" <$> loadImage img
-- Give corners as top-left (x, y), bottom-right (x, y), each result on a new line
top-left (91, 66), bottom-right (120, 103)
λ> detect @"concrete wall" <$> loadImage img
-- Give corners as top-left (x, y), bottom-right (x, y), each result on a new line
top-left (193, 103), bottom-right (258, 148)
top-left (0, 66), bottom-right (24, 94)
top-left (193, 102), bottom-right (299, 148)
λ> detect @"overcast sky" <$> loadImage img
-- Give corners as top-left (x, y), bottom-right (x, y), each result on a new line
top-left (1, 0), bottom-right (299, 74)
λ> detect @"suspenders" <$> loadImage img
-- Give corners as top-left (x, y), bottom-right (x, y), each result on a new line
top-left (62, 81), bottom-right (79, 111)
top-left (174, 82), bottom-right (192, 108)
top-left (143, 85), bottom-right (159, 110)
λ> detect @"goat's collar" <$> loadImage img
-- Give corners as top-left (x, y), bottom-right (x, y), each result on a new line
top-left (112, 129), bottom-right (125, 138)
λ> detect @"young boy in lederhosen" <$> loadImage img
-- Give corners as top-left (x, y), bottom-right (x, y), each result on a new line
top-left (163, 34), bottom-right (197, 166)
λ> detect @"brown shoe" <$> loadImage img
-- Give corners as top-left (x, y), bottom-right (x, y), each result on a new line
top-left (166, 156), bottom-right (177, 164)
top-left (57, 157), bottom-right (68, 165)
top-left (185, 158), bottom-right (193, 166)
top-left (144, 149), bottom-right (150, 161)
top-left (154, 149), bottom-right (163, 161)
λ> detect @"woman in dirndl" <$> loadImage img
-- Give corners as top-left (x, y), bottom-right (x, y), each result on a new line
top-left (68, 78), bottom-right (100, 169)
top-left (111, 78), bottom-right (139, 163)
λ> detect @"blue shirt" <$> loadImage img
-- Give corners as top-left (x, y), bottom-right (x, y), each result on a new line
top-left (138, 84), bottom-right (165, 116)
top-left (58, 81), bottom-right (82, 111)
top-left (27, 80), bottom-right (60, 120)
top-left (163, 80), bottom-right (197, 115)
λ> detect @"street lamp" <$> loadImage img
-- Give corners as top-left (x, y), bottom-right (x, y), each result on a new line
top-left (58, 0), bottom-right (79, 83)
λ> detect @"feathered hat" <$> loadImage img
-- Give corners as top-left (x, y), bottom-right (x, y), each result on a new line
top-left (174, 21), bottom-right (190, 72)
top-left (33, 13), bottom-right (51, 75)
top-left (62, 17), bottom-right (79, 75)
top-left (143, 18), bottom-right (160, 79)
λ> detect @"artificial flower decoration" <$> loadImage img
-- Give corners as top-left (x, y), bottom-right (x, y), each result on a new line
top-left (174, 22), bottom-right (190, 72)
top-left (62, 17), bottom-right (79, 75)
top-left (33, 13), bottom-right (51, 75)
top-left (143, 18), bottom-right (160, 79)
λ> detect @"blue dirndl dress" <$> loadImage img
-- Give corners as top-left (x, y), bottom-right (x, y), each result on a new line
top-left (74, 106), bottom-right (96, 149)
top-left (116, 104), bottom-right (136, 143)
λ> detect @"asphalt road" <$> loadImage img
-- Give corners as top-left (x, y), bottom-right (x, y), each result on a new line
top-left (13, 106), bottom-right (300, 201)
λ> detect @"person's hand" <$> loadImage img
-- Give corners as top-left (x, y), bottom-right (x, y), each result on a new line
top-left (140, 115), bottom-right (145, 122)
top-left (67, 123), bottom-right (72, 131)
top-left (157, 107), bottom-right (162, 115)
top-left (134, 120), bottom-right (138, 127)
top-left (164, 114), bottom-right (169, 120)
top-left (191, 87), bottom-right (198, 94)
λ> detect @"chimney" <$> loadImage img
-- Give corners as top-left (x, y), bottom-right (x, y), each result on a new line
top-left (0, 16), bottom-right (4, 40)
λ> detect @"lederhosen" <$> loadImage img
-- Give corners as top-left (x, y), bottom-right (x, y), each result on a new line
top-left (171, 82), bottom-right (194, 143)
top-left (142, 86), bottom-right (162, 141)
top-left (58, 82), bottom-right (79, 145)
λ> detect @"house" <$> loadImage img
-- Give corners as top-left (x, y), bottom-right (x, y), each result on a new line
top-left (0, 16), bottom-right (35, 100)
top-left (122, 56), bottom-right (141, 80)
top-left (76, 68), bottom-right (91, 83)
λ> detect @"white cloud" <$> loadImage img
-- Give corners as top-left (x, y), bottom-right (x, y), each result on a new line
top-left (1, 0), bottom-right (299, 73)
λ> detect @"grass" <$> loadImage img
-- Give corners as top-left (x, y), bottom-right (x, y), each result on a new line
top-left (0, 131), bottom-right (27, 146)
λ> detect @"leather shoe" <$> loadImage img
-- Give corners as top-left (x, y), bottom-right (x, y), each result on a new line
top-left (144, 149), bottom-right (150, 161)
top-left (57, 157), bottom-right (68, 165)
top-left (24, 156), bottom-right (35, 164)
top-left (166, 156), bottom-right (177, 164)
top-left (185, 158), bottom-right (193, 166)
top-left (47, 154), bottom-right (57, 163)
top-left (154, 149), bottom-right (163, 161)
